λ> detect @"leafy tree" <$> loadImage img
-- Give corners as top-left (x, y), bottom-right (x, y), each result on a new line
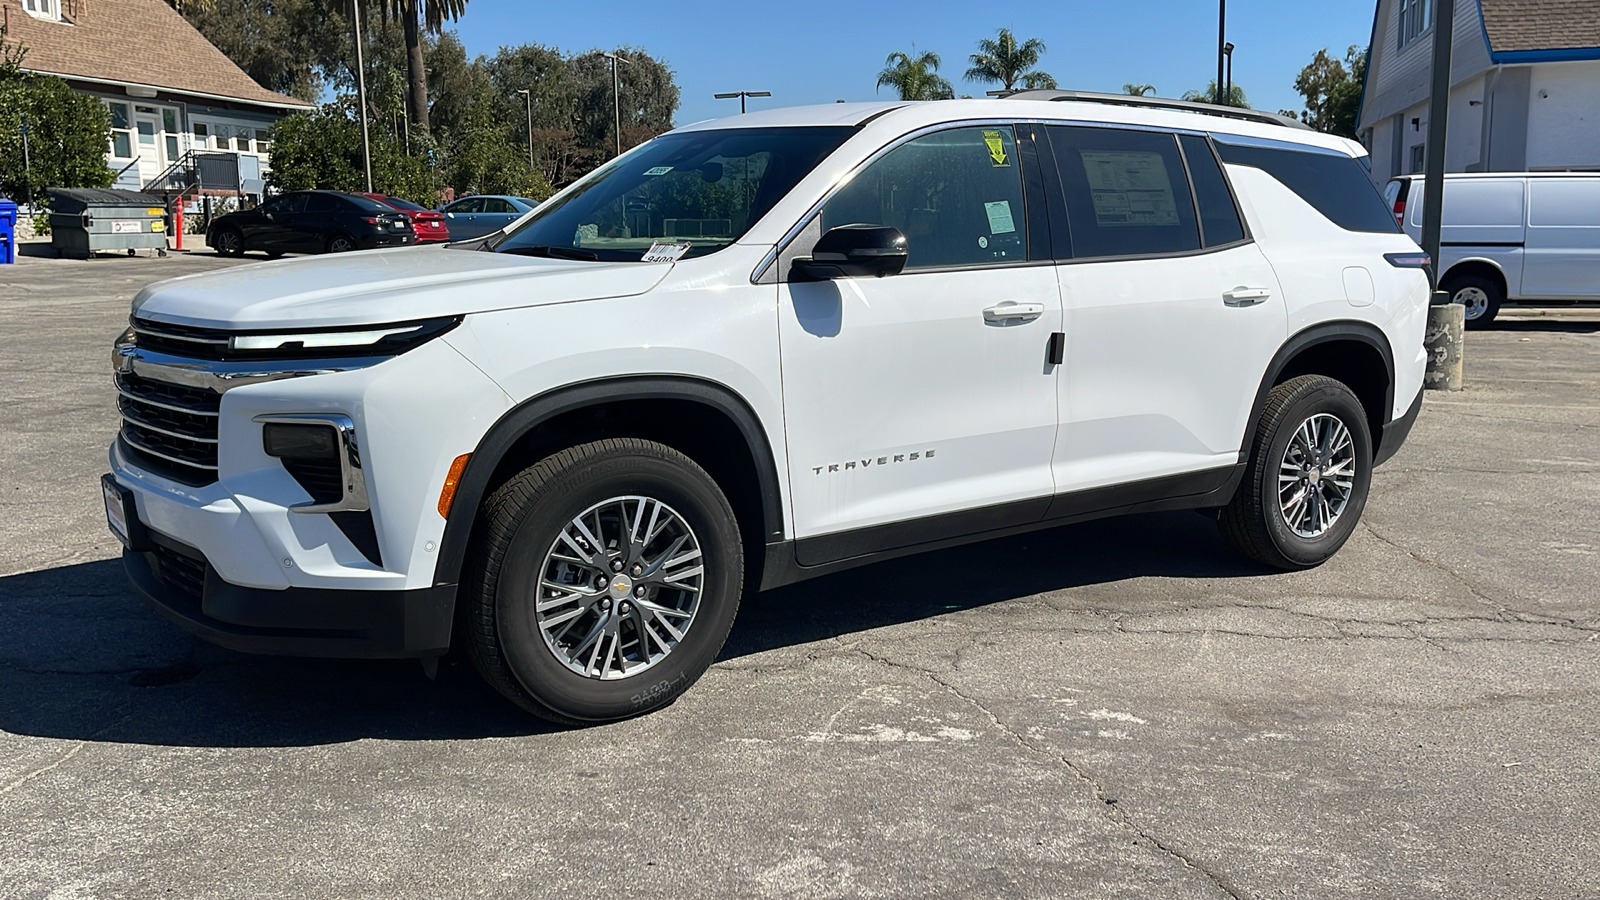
top-left (964, 28), bottom-right (1051, 93)
top-left (383, 0), bottom-right (467, 132)
top-left (265, 102), bottom-right (435, 202)
top-left (877, 49), bottom-right (954, 101)
top-left (180, 0), bottom-right (329, 101)
top-left (1123, 83), bottom-right (1156, 96)
top-left (565, 49), bottom-right (679, 161)
top-left (441, 84), bottom-right (551, 198)
top-left (1292, 45), bottom-right (1366, 138)
top-left (0, 28), bottom-right (113, 202)
top-left (1182, 80), bottom-right (1249, 108)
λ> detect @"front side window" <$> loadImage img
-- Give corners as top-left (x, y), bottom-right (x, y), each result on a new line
top-left (819, 126), bottom-right (1028, 270)
top-left (448, 197), bottom-right (485, 214)
top-left (493, 126), bottom-right (854, 261)
top-left (262, 193), bottom-right (307, 215)
top-left (1048, 125), bottom-right (1201, 259)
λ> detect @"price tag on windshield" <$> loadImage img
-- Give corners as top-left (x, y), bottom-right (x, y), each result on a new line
top-left (641, 241), bottom-right (691, 263)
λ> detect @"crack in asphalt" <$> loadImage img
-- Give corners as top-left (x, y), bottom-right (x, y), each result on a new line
top-left (844, 644), bottom-right (1247, 900)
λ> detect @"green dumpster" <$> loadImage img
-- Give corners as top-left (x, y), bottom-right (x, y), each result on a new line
top-left (48, 188), bottom-right (168, 259)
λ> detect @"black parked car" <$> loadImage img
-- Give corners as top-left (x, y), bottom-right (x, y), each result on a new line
top-left (207, 190), bottom-right (415, 258)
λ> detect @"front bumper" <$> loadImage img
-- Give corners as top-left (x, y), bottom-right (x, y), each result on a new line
top-left (124, 533), bottom-right (455, 658)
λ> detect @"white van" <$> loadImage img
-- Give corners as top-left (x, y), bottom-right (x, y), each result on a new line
top-left (1387, 172), bottom-right (1600, 326)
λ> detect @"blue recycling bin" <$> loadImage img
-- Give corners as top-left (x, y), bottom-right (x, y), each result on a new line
top-left (0, 200), bottom-right (16, 265)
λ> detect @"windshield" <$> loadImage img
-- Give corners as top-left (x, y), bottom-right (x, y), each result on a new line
top-left (491, 126), bottom-right (855, 261)
top-left (383, 196), bottom-right (428, 211)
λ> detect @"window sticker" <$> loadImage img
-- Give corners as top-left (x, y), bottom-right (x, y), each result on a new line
top-left (982, 130), bottom-right (1010, 167)
top-left (984, 200), bottom-right (1017, 235)
top-left (1079, 151), bottom-right (1180, 226)
top-left (643, 166), bottom-right (674, 176)
top-left (641, 241), bottom-right (692, 263)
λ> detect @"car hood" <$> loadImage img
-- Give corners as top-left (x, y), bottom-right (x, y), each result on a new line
top-left (132, 247), bottom-right (671, 329)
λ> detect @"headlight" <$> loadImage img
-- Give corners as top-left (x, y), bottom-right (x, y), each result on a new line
top-left (226, 316), bottom-right (461, 359)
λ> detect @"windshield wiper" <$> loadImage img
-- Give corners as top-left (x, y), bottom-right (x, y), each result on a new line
top-left (500, 245), bottom-right (599, 261)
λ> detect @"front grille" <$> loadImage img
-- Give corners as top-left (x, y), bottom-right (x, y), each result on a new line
top-left (130, 318), bottom-right (233, 361)
top-left (116, 372), bottom-right (220, 485)
top-left (151, 541), bottom-right (207, 600)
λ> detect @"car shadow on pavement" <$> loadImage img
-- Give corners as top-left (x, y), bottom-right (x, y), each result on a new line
top-left (0, 511), bottom-right (1262, 746)
top-left (1488, 319), bottom-right (1600, 334)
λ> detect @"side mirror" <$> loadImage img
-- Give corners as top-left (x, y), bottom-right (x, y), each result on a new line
top-left (792, 224), bottom-right (908, 281)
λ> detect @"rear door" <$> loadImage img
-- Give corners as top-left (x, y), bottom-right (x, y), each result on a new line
top-left (479, 197), bottom-right (519, 235)
top-left (292, 192), bottom-right (342, 251)
top-left (1523, 178), bottom-right (1600, 298)
top-left (247, 193), bottom-right (305, 250)
top-left (1043, 126), bottom-right (1287, 493)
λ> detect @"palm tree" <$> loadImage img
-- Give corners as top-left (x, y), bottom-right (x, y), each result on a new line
top-left (1021, 71), bottom-right (1057, 90)
top-left (965, 28), bottom-right (1052, 93)
top-left (1123, 83), bottom-right (1156, 96)
top-left (383, 0), bottom-right (468, 132)
top-left (1182, 80), bottom-right (1248, 108)
top-left (877, 49), bottom-right (955, 101)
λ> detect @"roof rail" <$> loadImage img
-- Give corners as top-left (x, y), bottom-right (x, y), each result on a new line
top-left (1001, 89), bottom-right (1312, 131)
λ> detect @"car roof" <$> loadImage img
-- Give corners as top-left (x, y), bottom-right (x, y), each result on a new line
top-left (671, 98), bottom-right (1363, 158)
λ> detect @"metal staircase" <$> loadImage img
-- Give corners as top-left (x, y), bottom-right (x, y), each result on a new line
top-left (143, 151), bottom-right (242, 195)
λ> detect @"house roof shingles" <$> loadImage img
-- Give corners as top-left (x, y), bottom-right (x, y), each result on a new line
top-left (2, 0), bottom-right (312, 109)
top-left (1481, 0), bottom-right (1600, 52)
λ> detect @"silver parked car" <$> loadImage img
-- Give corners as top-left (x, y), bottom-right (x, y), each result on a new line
top-left (437, 194), bottom-right (539, 240)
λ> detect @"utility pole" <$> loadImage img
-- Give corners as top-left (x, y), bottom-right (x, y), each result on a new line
top-left (602, 51), bottom-right (631, 159)
top-left (1216, 0), bottom-right (1226, 105)
top-left (1420, 0), bottom-right (1456, 275)
top-left (351, 0), bottom-right (374, 192)
top-left (714, 90), bottom-right (772, 114)
top-left (20, 112), bottom-right (31, 209)
top-left (515, 88), bottom-right (534, 168)
top-left (1223, 42), bottom-right (1234, 106)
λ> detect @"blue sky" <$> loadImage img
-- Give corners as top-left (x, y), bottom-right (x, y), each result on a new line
top-left (451, 0), bottom-right (1378, 125)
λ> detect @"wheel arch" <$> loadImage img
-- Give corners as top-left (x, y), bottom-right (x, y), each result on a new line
top-left (1245, 321), bottom-right (1396, 465)
top-left (1440, 258), bottom-right (1508, 300)
top-left (430, 375), bottom-right (786, 592)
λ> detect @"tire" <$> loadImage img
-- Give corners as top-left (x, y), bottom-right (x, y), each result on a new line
top-left (1442, 272), bottom-right (1502, 329)
top-left (212, 229), bottom-right (244, 258)
top-left (1218, 375), bottom-right (1373, 570)
top-left (464, 439), bottom-right (744, 724)
top-left (326, 233), bottom-right (357, 253)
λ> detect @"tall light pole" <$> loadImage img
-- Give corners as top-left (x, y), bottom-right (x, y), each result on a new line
top-left (1420, 0), bottom-right (1457, 276)
top-left (351, 0), bottom-right (373, 192)
top-left (602, 51), bottom-right (631, 159)
top-left (713, 90), bottom-right (771, 114)
top-left (1215, 0), bottom-right (1227, 106)
top-left (515, 88), bottom-right (534, 168)
top-left (1223, 42), bottom-right (1234, 106)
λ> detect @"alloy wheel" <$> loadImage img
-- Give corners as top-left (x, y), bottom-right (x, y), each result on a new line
top-left (1278, 413), bottom-right (1357, 538)
top-left (534, 495), bottom-right (704, 680)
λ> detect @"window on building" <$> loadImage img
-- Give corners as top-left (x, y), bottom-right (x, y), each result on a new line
top-left (106, 102), bottom-right (133, 159)
top-left (821, 126), bottom-right (1029, 270)
top-left (193, 123), bottom-right (209, 149)
top-left (236, 129), bottom-right (253, 153)
top-left (1399, 0), bottom-right (1432, 48)
top-left (21, 0), bottom-right (61, 21)
top-left (1409, 143), bottom-right (1426, 174)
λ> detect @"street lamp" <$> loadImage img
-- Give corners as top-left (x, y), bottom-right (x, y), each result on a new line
top-left (1223, 42), bottom-right (1234, 106)
top-left (602, 51), bottom-right (632, 158)
top-left (713, 90), bottom-right (771, 114)
top-left (351, 0), bottom-right (373, 191)
top-left (514, 88), bottom-right (534, 168)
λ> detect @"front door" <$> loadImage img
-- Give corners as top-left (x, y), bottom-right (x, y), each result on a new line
top-left (778, 125), bottom-right (1061, 563)
top-left (1043, 126), bottom-right (1288, 492)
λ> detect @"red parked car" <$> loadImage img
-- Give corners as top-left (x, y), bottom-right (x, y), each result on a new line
top-left (358, 194), bottom-right (451, 243)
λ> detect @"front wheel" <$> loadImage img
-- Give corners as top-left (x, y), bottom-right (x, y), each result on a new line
top-left (1218, 375), bottom-right (1373, 569)
top-left (464, 439), bottom-right (744, 724)
top-left (212, 229), bottom-right (244, 257)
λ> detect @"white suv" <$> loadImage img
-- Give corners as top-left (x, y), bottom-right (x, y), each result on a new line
top-left (105, 93), bottom-right (1429, 723)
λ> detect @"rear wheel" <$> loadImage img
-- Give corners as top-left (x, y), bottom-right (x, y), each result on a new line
top-left (326, 233), bottom-right (357, 253)
top-left (1442, 272), bottom-right (1502, 329)
top-left (1219, 375), bottom-right (1373, 569)
top-left (464, 439), bottom-right (743, 724)
top-left (212, 229), bottom-right (243, 257)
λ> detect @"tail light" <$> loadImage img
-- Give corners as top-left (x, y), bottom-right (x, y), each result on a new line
top-left (1384, 252), bottom-right (1430, 269)
top-left (361, 216), bottom-right (382, 225)
top-left (1392, 199), bottom-right (1405, 224)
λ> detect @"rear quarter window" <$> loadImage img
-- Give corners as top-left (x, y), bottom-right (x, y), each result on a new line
top-left (1216, 142), bottom-right (1400, 234)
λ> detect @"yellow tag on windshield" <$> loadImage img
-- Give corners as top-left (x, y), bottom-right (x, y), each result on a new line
top-left (983, 130), bottom-right (1009, 167)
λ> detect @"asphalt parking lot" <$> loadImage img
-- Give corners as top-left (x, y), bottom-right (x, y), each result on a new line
top-left (2, 245), bottom-right (1597, 899)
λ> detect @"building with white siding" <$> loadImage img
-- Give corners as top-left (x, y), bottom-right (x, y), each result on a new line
top-left (1358, 0), bottom-right (1600, 182)
top-left (3, 0), bottom-right (312, 196)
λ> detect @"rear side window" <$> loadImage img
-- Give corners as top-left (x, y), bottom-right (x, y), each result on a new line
top-left (1047, 125), bottom-right (1201, 259)
top-left (482, 198), bottom-right (515, 214)
top-left (1178, 134), bottom-right (1246, 247)
top-left (1215, 142), bottom-right (1400, 233)
top-left (305, 193), bottom-right (338, 212)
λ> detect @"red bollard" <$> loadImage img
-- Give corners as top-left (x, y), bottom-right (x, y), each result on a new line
top-left (173, 197), bottom-right (184, 252)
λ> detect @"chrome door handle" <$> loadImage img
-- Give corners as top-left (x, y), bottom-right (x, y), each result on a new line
top-left (1223, 287), bottom-right (1272, 307)
top-left (983, 301), bottom-right (1046, 323)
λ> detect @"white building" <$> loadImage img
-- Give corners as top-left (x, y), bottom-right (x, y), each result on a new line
top-left (1358, 0), bottom-right (1600, 182)
top-left (3, 0), bottom-right (312, 195)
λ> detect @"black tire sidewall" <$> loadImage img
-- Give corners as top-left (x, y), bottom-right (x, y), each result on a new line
top-left (493, 452), bottom-right (742, 722)
top-left (215, 229), bottom-right (242, 256)
top-left (1258, 383), bottom-right (1373, 566)
top-left (328, 234), bottom-right (355, 253)
top-left (1445, 273), bottom-right (1502, 329)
